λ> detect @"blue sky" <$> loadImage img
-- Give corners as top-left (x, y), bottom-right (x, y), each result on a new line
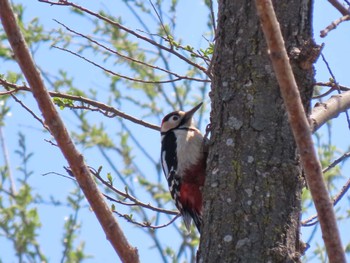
top-left (1, 1), bottom-right (350, 262)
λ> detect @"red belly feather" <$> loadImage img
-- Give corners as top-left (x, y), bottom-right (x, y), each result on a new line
top-left (179, 160), bottom-right (206, 214)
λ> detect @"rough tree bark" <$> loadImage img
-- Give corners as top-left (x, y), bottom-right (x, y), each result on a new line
top-left (199, 1), bottom-right (313, 262)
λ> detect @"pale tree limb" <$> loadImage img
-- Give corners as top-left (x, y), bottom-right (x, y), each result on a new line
top-left (320, 0), bottom-right (350, 37)
top-left (328, 0), bottom-right (350, 16)
top-left (310, 90), bottom-right (350, 133)
top-left (320, 53), bottom-right (350, 130)
top-left (320, 14), bottom-right (350, 38)
top-left (0, 1), bottom-right (139, 262)
top-left (255, 1), bottom-right (346, 263)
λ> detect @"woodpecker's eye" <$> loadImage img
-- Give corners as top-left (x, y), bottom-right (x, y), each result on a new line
top-left (172, 115), bottom-right (179, 121)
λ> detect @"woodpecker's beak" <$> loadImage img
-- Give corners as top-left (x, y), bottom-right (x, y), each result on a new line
top-left (184, 102), bottom-right (203, 122)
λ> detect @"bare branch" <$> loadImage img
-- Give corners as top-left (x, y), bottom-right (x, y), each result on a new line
top-left (328, 0), bottom-right (350, 16)
top-left (122, 1), bottom-right (181, 110)
top-left (10, 93), bottom-right (49, 131)
top-left (302, 176), bottom-right (350, 226)
top-left (53, 45), bottom-right (184, 84)
top-left (38, 0), bottom-right (210, 77)
top-left (323, 151), bottom-right (350, 174)
top-left (314, 82), bottom-right (350, 91)
top-left (148, 0), bottom-right (173, 49)
top-left (104, 193), bottom-right (178, 216)
top-left (113, 209), bottom-right (180, 230)
top-left (0, 89), bottom-right (19, 95)
top-left (0, 1), bottom-right (139, 262)
top-left (208, 0), bottom-right (217, 34)
top-left (53, 20), bottom-right (209, 83)
top-left (255, 1), bottom-right (345, 262)
top-left (310, 90), bottom-right (350, 133)
top-left (320, 54), bottom-right (350, 130)
top-left (302, 152), bottom-right (350, 227)
top-left (90, 168), bottom-right (178, 216)
top-left (313, 82), bottom-right (350, 99)
top-left (320, 14), bottom-right (350, 38)
top-left (0, 78), bottom-right (160, 131)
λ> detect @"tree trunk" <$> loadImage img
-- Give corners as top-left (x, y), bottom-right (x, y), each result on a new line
top-left (199, 1), bottom-right (313, 262)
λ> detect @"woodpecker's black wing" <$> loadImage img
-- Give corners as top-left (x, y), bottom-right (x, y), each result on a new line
top-left (161, 131), bottom-right (201, 232)
top-left (161, 131), bottom-right (177, 181)
top-left (161, 132), bottom-right (181, 202)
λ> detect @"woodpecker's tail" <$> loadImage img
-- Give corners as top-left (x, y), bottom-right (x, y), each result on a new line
top-left (183, 210), bottom-right (202, 233)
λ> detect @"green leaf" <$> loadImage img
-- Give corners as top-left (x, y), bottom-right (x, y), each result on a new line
top-left (107, 173), bottom-right (113, 185)
top-left (52, 97), bottom-right (74, 109)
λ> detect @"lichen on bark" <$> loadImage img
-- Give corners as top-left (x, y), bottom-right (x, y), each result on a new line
top-left (198, 1), bottom-right (313, 262)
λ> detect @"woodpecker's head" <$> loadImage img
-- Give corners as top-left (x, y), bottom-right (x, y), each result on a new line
top-left (161, 102), bottom-right (203, 134)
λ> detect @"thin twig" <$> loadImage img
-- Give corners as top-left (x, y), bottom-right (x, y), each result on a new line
top-left (9, 93), bottom-right (49, 131)
top-left (42, 171), bottom-right (77, 181)
top-left (314, 82), bottom-right (350, 91)
top-left (0, 89), bottom-right (19, 95)
top-left (320, 14), bottom-right (350, 38)
top-left (313, 82), bottom-right (350, 99)
top-left (53, 20), bottom-right (209, 83)
top-left (208, 0), bottom-right (217, 34)
top-left (0, 78), bottom-right (160, 131)
top-left (60, 190), bottom-right (83, 263)
top-left (312, 87), bottom-right (335, 99)
top-left (321, 53), bottom-right (350, 131)
top-left (255, 1), bottom-right (345, 262)
top-left (113, 209), bottom-right (180, 229)
top-left (323, 151), bottom-right (350, 174)
top-left (148, 0), bottom-right (172, 49)
top-left (53, 45), bottom-right (183, 84)
top-left (122, 0), bottom-right (178, 111)
top-left (104, 193), bottom-right (178, 216)
top-left (38, 0), bottom-right (210, 77)
top-left (124, 1), bottom-right (187, 109)
top-left (90, 168), bottom-right (178, 215)
top-left (0, 127), bottom-right (16, 194)
top-left (119, 120), bottom-right (158, 166)
top-left (302, 177), bottom-right (350, 226)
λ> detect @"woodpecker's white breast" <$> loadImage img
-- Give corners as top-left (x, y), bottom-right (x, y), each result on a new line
top-left (174, 128), bottom-right (204, 177)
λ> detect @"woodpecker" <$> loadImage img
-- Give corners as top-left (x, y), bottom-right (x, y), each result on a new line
top-left (160, 102), bottom-right (206, 233)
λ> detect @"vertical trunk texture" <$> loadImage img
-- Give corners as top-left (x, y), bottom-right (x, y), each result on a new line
top-left (199, 1), bottom-right (313, 262)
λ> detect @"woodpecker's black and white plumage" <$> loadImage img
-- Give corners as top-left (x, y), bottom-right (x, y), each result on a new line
top-left (160, 103), bottom-right (206, 233)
